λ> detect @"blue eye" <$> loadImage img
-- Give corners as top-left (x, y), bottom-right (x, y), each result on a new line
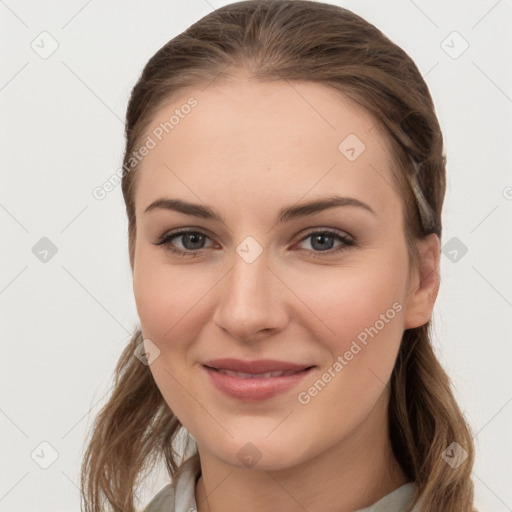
top-left (155, 230), bottom-right (213, 256)
top-left (296, 230), bottom-right (355, 256)
top-left (154, 228), bottom-right (356, 258)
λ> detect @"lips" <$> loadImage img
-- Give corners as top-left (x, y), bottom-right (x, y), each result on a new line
top-left (202, 358), bottom-right (315, 401)
top-left (214, 368), bottom-right (300, 378)
top-left (202, 358), bottom-right (312, 374)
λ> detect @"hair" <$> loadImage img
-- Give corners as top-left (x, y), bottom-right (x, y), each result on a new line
top-left (80, 1), bottom-right (477, 511)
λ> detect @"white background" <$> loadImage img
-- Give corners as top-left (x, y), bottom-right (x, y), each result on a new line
top-left (1, 0), bottom-right (511, 511)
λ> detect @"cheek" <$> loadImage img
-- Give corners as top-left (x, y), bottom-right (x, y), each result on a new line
top-left (133, 264), bottom-right (175, 340)
top-left (289, 258), bottom-right (406, 342)
top-left (132, 254), bottom-right (205, 429)
top-left (289, 256), bottom-right (406, 408)
top-left (133, 249), bottom-right (208, 343)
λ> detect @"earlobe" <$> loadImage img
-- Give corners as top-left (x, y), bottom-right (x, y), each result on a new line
top-left (403, 234), bottom-right (441, 330)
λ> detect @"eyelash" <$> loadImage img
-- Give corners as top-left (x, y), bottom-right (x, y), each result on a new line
top-left (154, 228), bottom-right (357, 259)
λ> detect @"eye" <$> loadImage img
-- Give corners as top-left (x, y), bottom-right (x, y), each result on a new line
top-left (295, 229), bottom-right (356, 257)
top-left (154, 229), bottom-right (214, 257)
top-left (154, 227), bottom-right (357, 258)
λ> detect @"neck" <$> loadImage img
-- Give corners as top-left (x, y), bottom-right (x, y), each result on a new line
top-left (195, 390), bottom-right (408, 512)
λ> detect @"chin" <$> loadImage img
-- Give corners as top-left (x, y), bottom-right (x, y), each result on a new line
top-left (201, 432), bottom-right (313, 472)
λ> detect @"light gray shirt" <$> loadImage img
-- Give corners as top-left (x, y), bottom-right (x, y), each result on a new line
top-left (142, 456), bottom-right (420, 512)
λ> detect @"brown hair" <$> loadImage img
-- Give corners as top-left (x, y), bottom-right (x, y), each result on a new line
top-left (80, 1), bottom-right (477, 511)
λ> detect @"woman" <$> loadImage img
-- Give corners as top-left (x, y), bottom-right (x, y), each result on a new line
top-left (80, 1), bottom-right (477, 511)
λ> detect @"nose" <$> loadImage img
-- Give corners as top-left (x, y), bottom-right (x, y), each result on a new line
top-left (212, 246), bottom-right (288, 342)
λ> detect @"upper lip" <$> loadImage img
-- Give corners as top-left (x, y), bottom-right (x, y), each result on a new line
top-left (202, 358), bottom-right (314, 374)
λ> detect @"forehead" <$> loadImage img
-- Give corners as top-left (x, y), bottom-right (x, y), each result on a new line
top-left (134, 78), bottom-right (400, 220)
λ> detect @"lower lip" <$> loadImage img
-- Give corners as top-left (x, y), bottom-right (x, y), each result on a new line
top-left (202, 365), bottom-right (314, 402)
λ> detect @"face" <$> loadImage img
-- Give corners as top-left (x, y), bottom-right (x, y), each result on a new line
top-left (132, 78), bottom-right (429, 471)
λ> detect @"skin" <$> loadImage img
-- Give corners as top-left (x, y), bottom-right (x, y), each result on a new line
top-left (132, 76), bottom-right (440, 512)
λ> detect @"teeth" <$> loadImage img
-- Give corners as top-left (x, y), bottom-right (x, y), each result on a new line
top-left (216, 369), bottom-right (299, 378)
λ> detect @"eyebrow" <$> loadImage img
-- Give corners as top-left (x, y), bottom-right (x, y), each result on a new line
top-left (143, 195), bottom-right (377, 223)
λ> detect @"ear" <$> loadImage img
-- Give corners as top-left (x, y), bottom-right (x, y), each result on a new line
top-left (403, 233), bottom-right (441, 330)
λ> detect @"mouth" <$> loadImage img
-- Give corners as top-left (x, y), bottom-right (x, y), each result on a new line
top-left (201, 358), bottom-right (316, 401)
top-left (208, 368), bottom-right (305, 378)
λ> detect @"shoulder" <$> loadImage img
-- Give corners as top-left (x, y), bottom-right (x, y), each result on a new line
top-left (356, 482), bottom-right (419, 512)
top-left (142, 455), bottom-right (201, 512)
top-left (142, 482), bottom-right (175, 512)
